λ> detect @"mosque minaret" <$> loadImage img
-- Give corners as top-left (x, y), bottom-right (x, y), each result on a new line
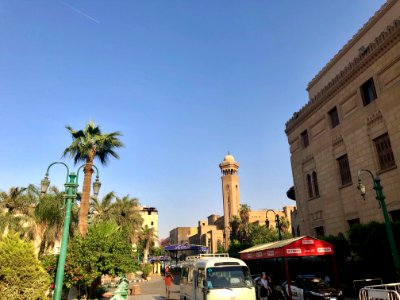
top-left (219, 154), bottom-right (240, 248)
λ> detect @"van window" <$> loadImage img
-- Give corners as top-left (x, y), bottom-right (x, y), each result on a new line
top-left (206, 266), bottom-right (253, 289)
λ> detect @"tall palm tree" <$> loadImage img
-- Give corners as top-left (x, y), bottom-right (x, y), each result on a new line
top-left (63, 120), bottom-right (123, 236)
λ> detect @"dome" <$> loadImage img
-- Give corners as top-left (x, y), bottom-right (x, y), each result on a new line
top-left (223, 154), bottom-right (235, 163)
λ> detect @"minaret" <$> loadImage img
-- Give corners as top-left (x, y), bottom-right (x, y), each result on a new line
top-left (219, 154), bottom-right (240, 249)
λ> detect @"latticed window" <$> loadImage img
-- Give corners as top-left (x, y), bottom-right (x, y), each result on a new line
top-left (337, 154), bottom-right (352, 185)
top-left (374, 133), bottom-right (396, 170)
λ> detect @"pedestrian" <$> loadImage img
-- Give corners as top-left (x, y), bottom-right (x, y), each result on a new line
top-left (164, 272), bottom-right (174, 299)
top-left (258, 272), bottom-right (271, 300)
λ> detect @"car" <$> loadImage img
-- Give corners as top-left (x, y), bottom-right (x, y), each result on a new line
top-left (282, 275), bottom-right (343, 300)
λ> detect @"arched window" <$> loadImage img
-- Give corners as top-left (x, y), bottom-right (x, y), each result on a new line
top-left (307, 174), bottom-right (313, 198)
top-left (312, 171), bottom-right (319, 196)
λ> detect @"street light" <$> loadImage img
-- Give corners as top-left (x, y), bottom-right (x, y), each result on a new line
top-left (41, 162), bottom-right (101, 300)
top-left (357, 169), bottom-right (400, 279)
top-left (265, 209), bottom-right (282, 240)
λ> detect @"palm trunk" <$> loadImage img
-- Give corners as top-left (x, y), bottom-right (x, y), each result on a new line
top-left (143, 239), bottom-right (150, 263)
top-left (78, 156), bottom-right (94, 236)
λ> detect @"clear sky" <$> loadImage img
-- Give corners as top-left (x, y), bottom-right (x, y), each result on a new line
top-left (0, 0), bottom-right (386, 239)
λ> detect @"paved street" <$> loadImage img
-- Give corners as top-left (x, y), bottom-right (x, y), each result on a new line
top-left (127, 274), bottom-right (180, 300)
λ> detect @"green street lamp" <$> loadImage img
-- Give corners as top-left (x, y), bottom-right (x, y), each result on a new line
top-left (265, 209), bottom-right (282, 240)
top-left (357, 169), bottom-right (400, 279)
top-left (41, 162), bottom-right (101, 300)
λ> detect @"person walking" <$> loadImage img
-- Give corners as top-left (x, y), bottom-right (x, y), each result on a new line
top-left (164, 272), bottom-right (174, 299)
top-left (258, 272), bottom-right (271, 300)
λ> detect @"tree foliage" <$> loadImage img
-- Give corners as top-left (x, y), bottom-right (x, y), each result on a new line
top-left (0, 234), bottom-right (50, 300)
top-left (43, 221), bottom-right (134, 298)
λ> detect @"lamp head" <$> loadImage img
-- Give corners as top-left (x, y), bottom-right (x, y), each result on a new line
top-left (40, 175), bottom-right (50, 194)
top-left (265, 219), bottom-right (270, 228)
top-left (92, 177), bottom-right (101, 197)
top-left (357, 180), bottom-right (366, 199)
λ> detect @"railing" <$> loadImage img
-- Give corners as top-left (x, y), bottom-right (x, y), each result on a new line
top-left (359, 283), bottom-right (400, 300)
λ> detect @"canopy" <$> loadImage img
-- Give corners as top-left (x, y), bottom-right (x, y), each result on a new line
top-left (164, 244), bottom-right (208, 252)
top-left (240, 236), bottom-right (336, 300)
top-left (239, 236), bottom-right (334, 260)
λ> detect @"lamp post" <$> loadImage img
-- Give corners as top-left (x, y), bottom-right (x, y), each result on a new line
top-left (357, 169), bottom-right (400, 278)
top-left (265, 209), bottom-right (282, 240)
top-left (41, 162), bottom-right (101, 300)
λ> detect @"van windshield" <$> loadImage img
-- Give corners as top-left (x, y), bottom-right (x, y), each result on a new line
top-left (206, 266), bottom-right (253, 289)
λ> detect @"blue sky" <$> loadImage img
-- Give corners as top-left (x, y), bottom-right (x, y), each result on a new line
top-left (0, 0), bottom-right (386, 239)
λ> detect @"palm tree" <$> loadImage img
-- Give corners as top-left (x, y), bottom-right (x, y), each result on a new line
top-left (90, 191), bottom-right (116, 223)
top-left (110, 195), bottom-right (143, 243)
top-left (139, 225), bottom-right (156, 263)
top-left (34, 186), bottom-right (67, 256)
top-left (63, 120), bottom-right (123, 236)
top-left (0, 187), bottom-right (32, 236)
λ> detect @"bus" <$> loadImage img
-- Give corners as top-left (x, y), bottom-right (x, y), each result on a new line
top-left (180, 254), bottom-right (256, 300)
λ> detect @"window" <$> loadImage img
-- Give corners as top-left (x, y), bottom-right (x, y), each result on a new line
top-left (347, 218), bottom-right (360, 228)
top-left (361, 78), bottom-right (377, 105)
top-left (337, 154), bottom-right (352, 185)
top-left (328, 107), bottom-right (340, 128)
top-left (296, 226), bottom-right (300, 236)
top-left (306, 174), bottom-right (313, 198)
top-left (390, 209), bottom-right (400, 222)
top-left (151, 221), bottom-right (154, 226)
top-left (314, 226), bottom-right (325, 237)
top-left (312, 171), bottom-right (320, 196)
top-left (374, 133), bottom-right (396, 170)
top-left (301, 130), bottom-right (309, 148)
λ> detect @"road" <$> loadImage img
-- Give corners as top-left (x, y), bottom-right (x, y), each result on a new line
top-left (127, 274), bottom-right (180, 300)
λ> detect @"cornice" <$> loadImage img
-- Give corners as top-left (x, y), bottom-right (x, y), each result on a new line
top-left (285, 17), bottom-right (400, 134)
top-left (307, 0), bottom-right (397, 91)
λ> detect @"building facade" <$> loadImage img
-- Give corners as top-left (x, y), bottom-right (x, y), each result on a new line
top-left (169, 226), bottom-right (198, 245)
top-left (285, 0), bottom-right (400, 237)
top-left (137, 206), bottom-right (159, 246)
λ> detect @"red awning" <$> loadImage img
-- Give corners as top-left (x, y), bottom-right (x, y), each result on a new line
top-left (239, 236), bottom-right (334, 260)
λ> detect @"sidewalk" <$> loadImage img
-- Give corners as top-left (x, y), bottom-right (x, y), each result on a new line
top-left (127, 274), bottom-right (180, 300)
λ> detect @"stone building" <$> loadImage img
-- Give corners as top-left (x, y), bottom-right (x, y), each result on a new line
top-left (169, 226), bottom-right (198, 245)
top-left (136, 206), bottom-right (159, 246)
top-left (285, 0), bottom-right (400, 237)
top-left (170, 154), bottom-right (295, 253)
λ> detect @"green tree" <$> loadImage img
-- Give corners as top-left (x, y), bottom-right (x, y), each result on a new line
top-left (0, 233), bottom-right (50, 299)
top-left (68, 221), bottom-right (133, 298)
top-left (63, 121), bottom-right (123, 236)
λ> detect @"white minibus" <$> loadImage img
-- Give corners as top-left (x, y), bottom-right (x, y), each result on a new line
top-left (180, 254), bottom-right (256, 300)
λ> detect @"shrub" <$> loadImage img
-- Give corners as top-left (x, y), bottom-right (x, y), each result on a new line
top-left (141, 263), bottom-right (153, 278)
top-left (0, 233), bottom-right (50, 299)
